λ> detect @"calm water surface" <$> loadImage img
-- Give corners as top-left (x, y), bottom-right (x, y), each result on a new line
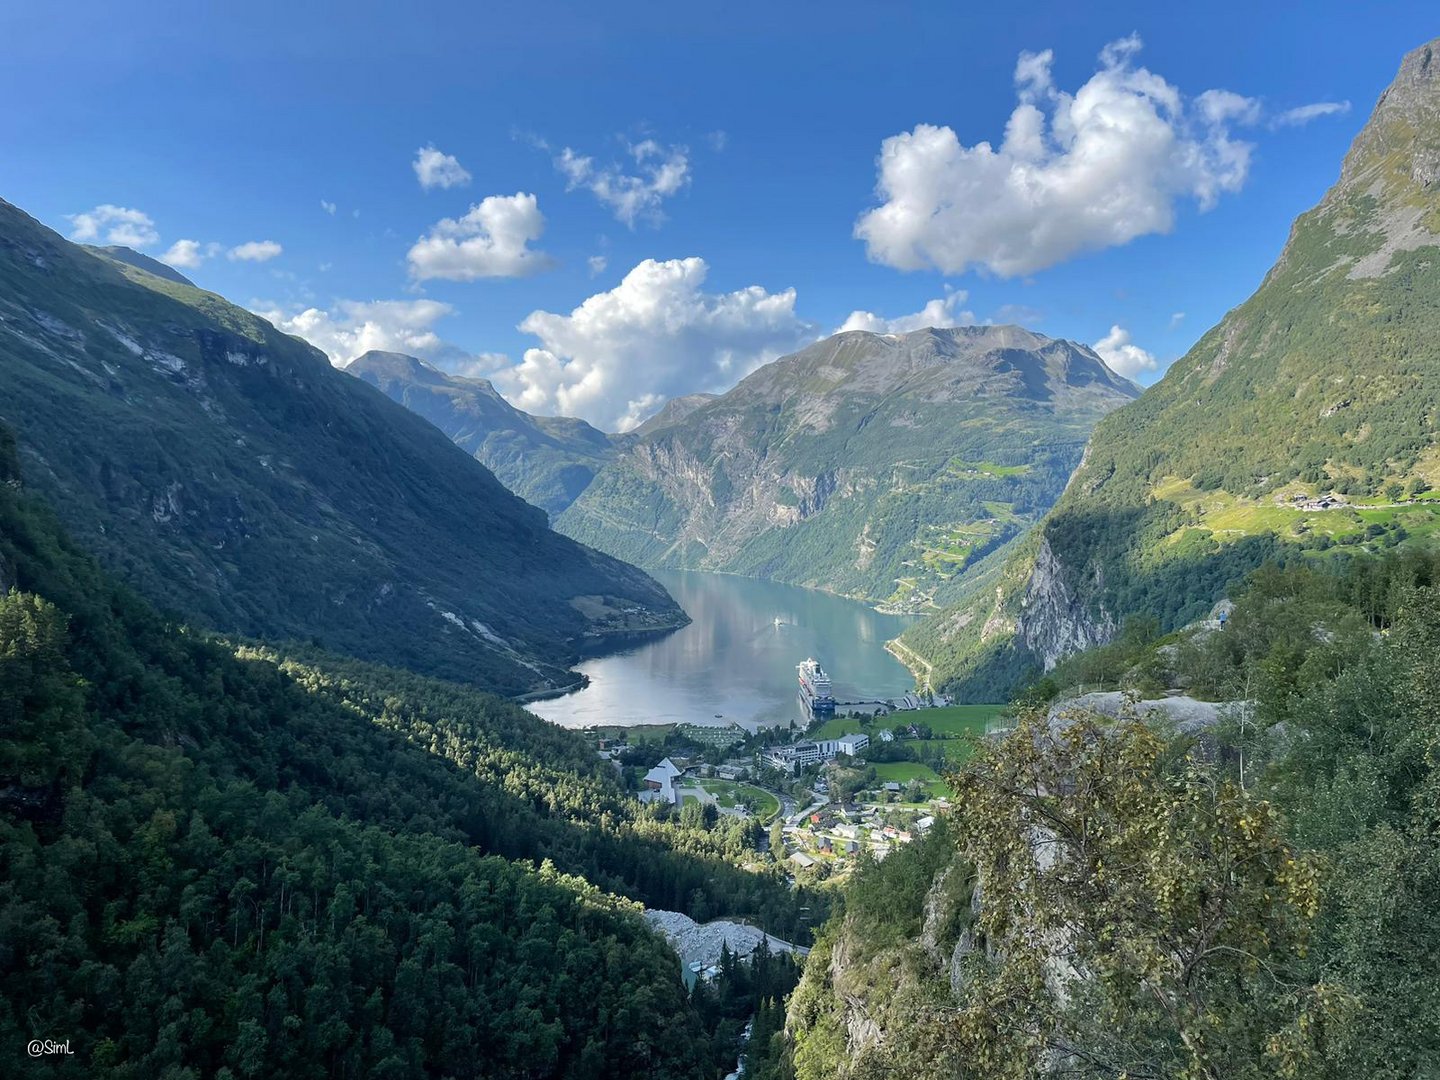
top-left (529, 570), bottom-right (919, 730)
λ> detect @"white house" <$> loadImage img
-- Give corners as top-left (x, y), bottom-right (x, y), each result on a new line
top-left (836, 733), bottom-right (869, 756)
top-left (643, 757), bottom-right (683, 804)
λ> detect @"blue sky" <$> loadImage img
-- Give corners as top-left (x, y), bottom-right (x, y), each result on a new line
top-left (2, 1), bottom-right (1435, 430)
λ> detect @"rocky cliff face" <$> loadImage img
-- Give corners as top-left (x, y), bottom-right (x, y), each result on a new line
top-left (557, 326), bottom-right (1136, 612)
top-left (903, 36), bottom-right (1440, 701)
top-left (1016, 536), bottom-right (1117, 671)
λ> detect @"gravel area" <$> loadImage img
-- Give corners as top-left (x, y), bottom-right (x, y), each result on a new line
top-left (644, 909), bottom-right (808, 968)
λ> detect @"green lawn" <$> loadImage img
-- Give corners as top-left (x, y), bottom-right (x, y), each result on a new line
top-left (916, 703), bottom-right (1004, 737)
top-left (809, 715), bottom-right (869, 740)
top-left (872, 762), bottom-right (951, 798)
top-left (809, 703), bottom-right (1003, 742)
top-left (693, 779), bottom-right (782, 821)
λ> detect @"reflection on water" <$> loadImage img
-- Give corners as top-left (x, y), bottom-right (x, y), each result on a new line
top-left (529, 570), bottom-right (919, 730)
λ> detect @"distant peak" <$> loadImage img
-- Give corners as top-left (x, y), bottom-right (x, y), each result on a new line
top-left (89, 245), bottom-right (196, 287)
top-left (348, 350), bottom-right (438, 373)
top-left (1336, 35), bottom-right (1440, 192)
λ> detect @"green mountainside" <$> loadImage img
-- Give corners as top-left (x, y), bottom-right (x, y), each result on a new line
top-left (555, 327), bottom-right (1138, 613)
top-left (770, 555), bottom-right (1440, 1078)
top-left (0, 199), bottom-right (685, 695)
top-left (904, 37), bottom-right (1440, 700)
top-left (0, 433), bottom-right (810, 1077)
top-left (347, 350), bottom-right (616, 518)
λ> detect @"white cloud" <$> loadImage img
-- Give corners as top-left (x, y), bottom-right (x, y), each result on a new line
top-left (406, 192), bottom-right (554, 281)
top-left (855, 36), bottom-right (1260, 277)
top-left (66, 204), bottom-right (159, 248)
top-left (162, 239), bottom-right (220, 269)
top-left (837, 289), bottom-right (975, 334)
top-left (554, 138), bottom-right (690, 227)
top-left (257, 298), bottom-right (470, 366)
top-left (495, 257), bottom-right (812, 431)
top-left (588, 254), bottom-right (608, 276)
top-left (321, 199), bottom-right (337, 215)
top-left (1272, 100), bottom-right (1351, 128)
top-left (1169, 311), bottom-right (1186, 329)
top-left (1092, 324), bottom-right (1158, 378)
top-left (412, 145), bottom-right (472, 190)
top-left (229, 240), bottom-right (283, 263)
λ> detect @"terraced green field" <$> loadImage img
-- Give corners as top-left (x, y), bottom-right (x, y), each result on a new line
top-left (947, 459), bottom-right (1032, 478)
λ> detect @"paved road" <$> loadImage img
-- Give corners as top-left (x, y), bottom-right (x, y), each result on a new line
top-left (787, 799), bottom-right (826, 826)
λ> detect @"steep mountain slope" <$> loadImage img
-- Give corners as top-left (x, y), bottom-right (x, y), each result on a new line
top-left (0, 198), bottom-right (684, 695)
top-left (90, 243), bottom-right (197, 286)
top-left (347, 350), bottom-right (616, 517)
top-left (906, 37), bottom-right (1440, 699)
top-left (631, 392), bottom-right (720, 436)
top-left (555, 327), bottom-right (1138, 612)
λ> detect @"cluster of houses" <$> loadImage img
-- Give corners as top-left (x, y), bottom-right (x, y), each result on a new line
top-left (762, 732), bottom-right (870, 774)
top-left (786, 808), bottom-right (939, 868)
top-left (1289, 492), bottom-right (1348, 511)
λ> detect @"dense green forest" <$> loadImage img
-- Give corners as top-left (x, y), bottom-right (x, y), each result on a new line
top-left (771, 551), bottom-right (1440, 1077)
top-left (0, 432), bottom-right (812, 1078)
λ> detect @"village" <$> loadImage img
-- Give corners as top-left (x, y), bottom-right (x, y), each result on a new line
top-left (586, 693), bottom-right (1004, 881)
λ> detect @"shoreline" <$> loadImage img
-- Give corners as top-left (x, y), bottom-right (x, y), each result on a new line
top-left (884, 636), bottom-right (933, 696)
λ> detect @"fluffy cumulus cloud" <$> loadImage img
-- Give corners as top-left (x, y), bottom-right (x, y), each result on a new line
top-left (162, 239), bottom-right (221, 269)
top-left (406, 193), bottom-right (554, 281)
top-left (494, 257), bottom-right (812, 431)
top-left (837, 289), bottom-right (976, 334)
top-left (229, 240), bottom-right (283, 262)
top-left (66, 204), bottom-right (159, 248)
top-left (855, 36), bottom-right (1262, 277)
top-left (1272, 101), bottom-right (1351, 128)
top-left (412, 145), bottom-right (472, 190)
top-left (257, 298), bottom-right (480, 366)
top-left (554, 138), bottom-right (690, 227)
top-left (1091, 324), bottom-right (1158, 378)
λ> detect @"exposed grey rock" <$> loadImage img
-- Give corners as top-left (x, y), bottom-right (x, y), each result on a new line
top-left (1018, 536), bottom-right (1116, 670)
top-left (1046, 691), bottom-right (1250, 738)
top-left (642, 909), bottom-right (806, 970)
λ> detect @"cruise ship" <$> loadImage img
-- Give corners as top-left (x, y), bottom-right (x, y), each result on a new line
top-left (797, 658), bottom-right (837, 716)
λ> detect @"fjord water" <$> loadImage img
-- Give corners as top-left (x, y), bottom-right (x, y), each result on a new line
top-left (528, 570), bottom-right (919, 730)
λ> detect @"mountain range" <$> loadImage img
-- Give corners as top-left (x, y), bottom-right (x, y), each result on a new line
top-left (554, 326), bottom-right (1138, 612)
top-left (355, 326), bottom-right (1138, 616)
top-left (0, 200), bottom-right (685, 695)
